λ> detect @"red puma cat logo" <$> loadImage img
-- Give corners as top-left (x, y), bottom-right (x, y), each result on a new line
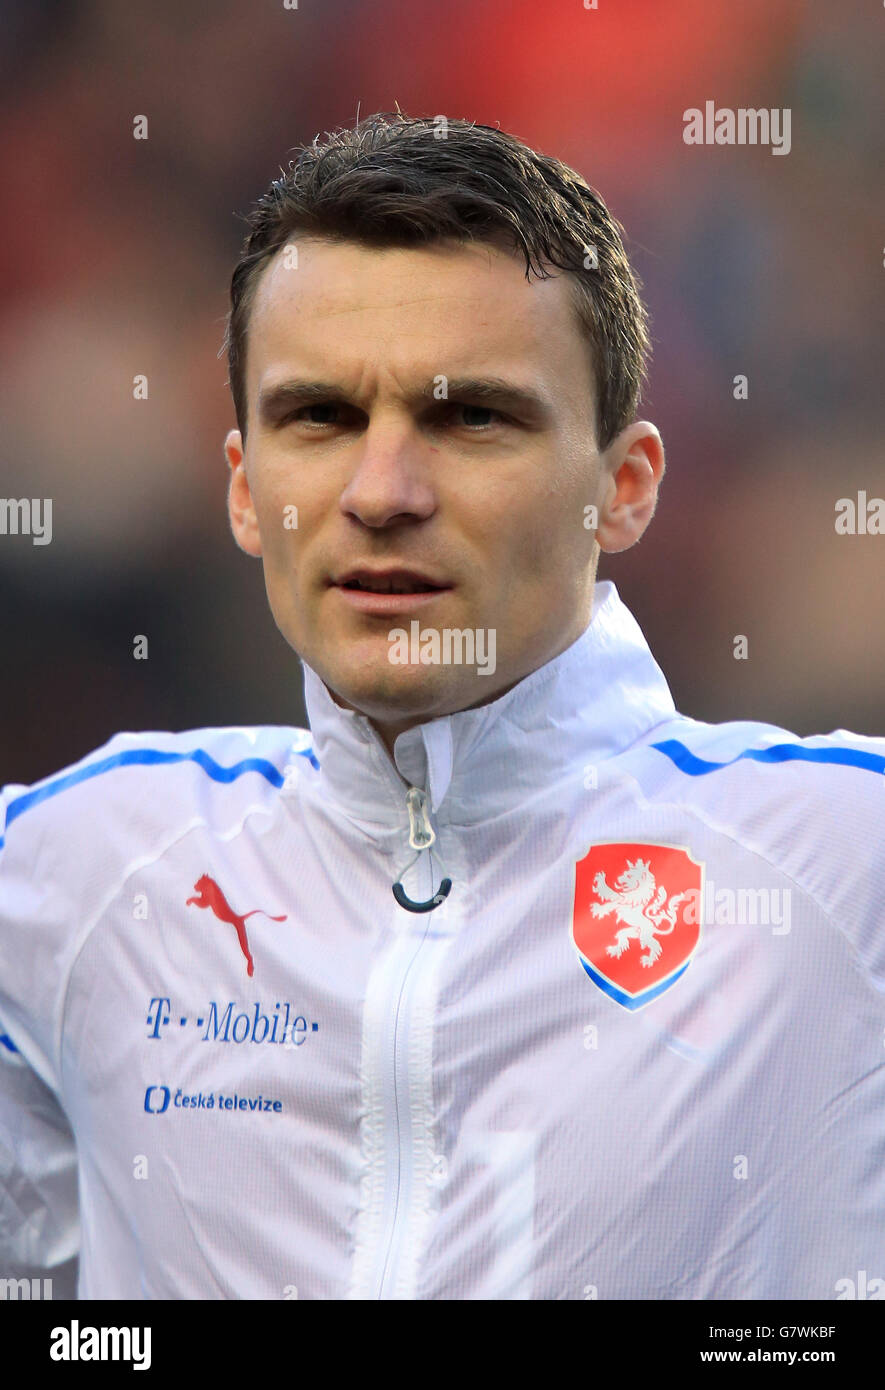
top-left (186, 874), bottom-right (287, 977)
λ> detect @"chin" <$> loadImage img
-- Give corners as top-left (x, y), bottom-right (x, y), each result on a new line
top-left (323, 656), bottom-right (474, 723)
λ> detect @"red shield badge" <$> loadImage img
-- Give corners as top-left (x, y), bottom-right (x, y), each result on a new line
top-left (572, 842), bottom-right (704, 1010)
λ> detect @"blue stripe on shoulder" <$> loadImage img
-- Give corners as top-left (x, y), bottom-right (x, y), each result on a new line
top-left (0, 743), bottom-right (320, 850)
top-left (0, 1033), bottom-right (20, 1054)
top-left (651, 738), bottom-right (885, 777)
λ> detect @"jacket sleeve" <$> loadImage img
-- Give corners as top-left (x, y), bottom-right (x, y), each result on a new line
top-left (0, 756), bottom-right (97, 1289)
top-left (803, 728), bottom-right (885, 989)
top-left (0, 728), bottom-right (188, 1289)
top-left (0, 1027), bottom-right (79, 1289)
top-left (0, 769), bottom-right (83, 1094)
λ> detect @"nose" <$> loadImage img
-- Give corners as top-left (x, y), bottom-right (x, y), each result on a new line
top-left (339, 416), bottom-right (437, 528)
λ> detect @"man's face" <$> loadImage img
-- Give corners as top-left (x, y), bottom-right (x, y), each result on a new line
top-left (226, 235), bottom-right (660, 741)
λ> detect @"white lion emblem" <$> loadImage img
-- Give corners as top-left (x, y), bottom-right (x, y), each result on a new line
top-left (590, 857), bottom-right (688, 968)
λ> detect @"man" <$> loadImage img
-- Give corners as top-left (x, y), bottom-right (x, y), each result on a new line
top-left (1, 112), bottom-right (883, 1301)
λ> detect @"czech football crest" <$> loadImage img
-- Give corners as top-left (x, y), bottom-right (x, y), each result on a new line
top-left (572, 842), bottom-right (704, 1010)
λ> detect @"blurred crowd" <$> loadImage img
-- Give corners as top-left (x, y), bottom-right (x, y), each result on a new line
top-left (1, 0), bottom-right (882, 786)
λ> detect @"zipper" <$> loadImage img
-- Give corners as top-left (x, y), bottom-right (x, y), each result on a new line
top-left (392, 788), bottom-right (452, 912)
top-left (349, 783), bottom-right (454, 1300)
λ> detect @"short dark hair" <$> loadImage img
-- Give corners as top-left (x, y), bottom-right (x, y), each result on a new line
top-left (224, 112), bottom-right (651, 450)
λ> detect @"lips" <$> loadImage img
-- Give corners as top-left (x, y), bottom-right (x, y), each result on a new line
top-left (333, 568), bottom-right (451, 594)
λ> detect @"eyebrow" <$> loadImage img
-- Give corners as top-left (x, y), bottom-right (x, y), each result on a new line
top-left (256, 376), bottom-right (555, 427)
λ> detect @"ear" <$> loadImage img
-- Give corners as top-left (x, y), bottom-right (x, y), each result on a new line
top-left (225, 429), bottom-right (263, 557)
top-left (595, 422), bottom-right (665, 555)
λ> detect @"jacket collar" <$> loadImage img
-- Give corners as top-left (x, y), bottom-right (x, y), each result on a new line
top-left (299, 580), bottom-right (677, 832)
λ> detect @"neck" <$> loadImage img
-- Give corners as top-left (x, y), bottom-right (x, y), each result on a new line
top-left (297, 580), bottom-right (679, 833)
top-left (332, 608), bottom-right (598, 763)
top-left (366, 680), bottom-right (519, 760)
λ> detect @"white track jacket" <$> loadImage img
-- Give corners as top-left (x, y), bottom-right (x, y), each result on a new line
top-left (1, 579), bottom-right (884, 1299)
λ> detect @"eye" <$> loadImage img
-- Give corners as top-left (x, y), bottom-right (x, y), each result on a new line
top-left (452, 403), bottom-right (505, 429)
top-left (288, 403), bottom-right (343, 427)
top-left (279, 400), bottom-right (507, 431)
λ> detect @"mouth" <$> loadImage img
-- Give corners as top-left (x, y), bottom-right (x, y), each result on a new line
top-left (332, 568), bottom-right (450, 595)
top-left (330, 568), bottom-right (453, 613)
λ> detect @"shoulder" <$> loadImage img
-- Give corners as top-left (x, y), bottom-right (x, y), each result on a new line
top-left (0, 722), bottom-right (317, 861)
top-left (0, 723), bottom-right (317, 1083)
top-left (621, 712), bottom-right (884, 822)
top-left (614, 713), bottom-right (885, 973)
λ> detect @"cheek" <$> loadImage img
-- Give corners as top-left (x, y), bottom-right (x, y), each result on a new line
top-left (251, 469), bottom-right (300, 566)
top-left (506, 496), bottom-right (577, 585)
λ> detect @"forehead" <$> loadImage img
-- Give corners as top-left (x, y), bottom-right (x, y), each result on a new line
top-left (245, 235), bottom-right (592, 398)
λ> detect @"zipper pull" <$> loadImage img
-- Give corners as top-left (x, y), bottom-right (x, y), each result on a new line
top-left (392, 786), bottom-right (452, 914)
top-left (405, 786), bottom-right (435, 851)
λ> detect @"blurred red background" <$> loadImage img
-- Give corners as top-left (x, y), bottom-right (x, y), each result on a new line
top-left (1, 0), bottom-right (882, 784)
